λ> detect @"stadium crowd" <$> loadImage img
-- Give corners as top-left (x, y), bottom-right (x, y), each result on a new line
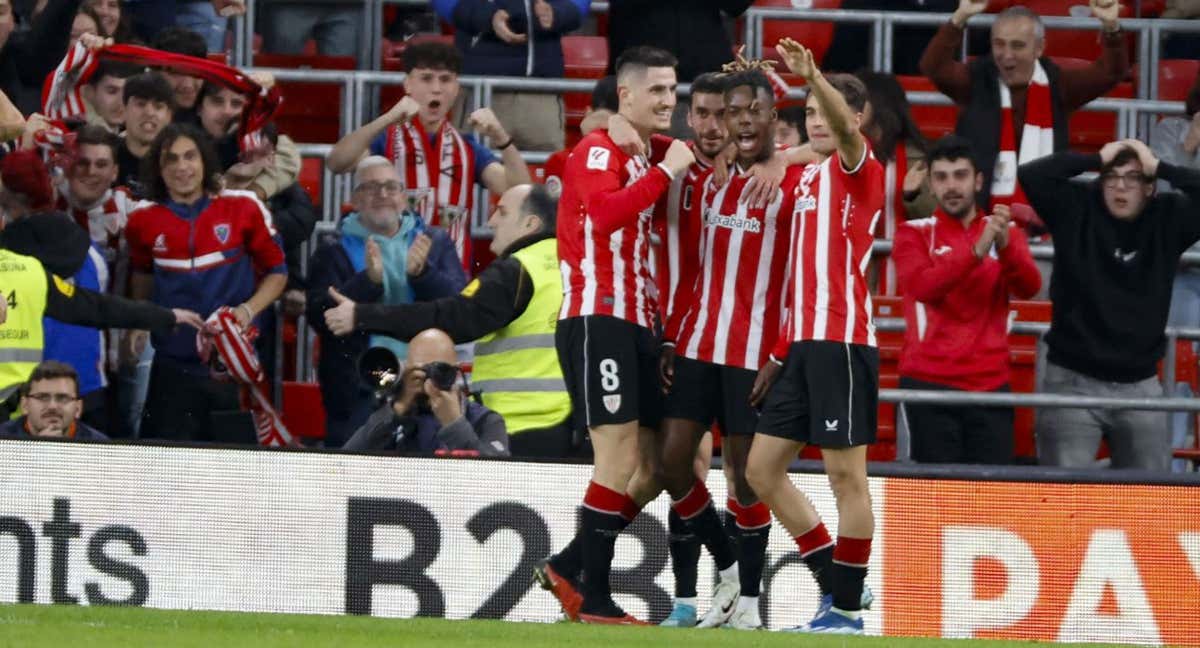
top-left (0, 0), bottom-right (1198, 634)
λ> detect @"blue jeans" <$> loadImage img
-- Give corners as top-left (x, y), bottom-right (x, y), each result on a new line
top-left (175, 1), bottom-right (229, 53)
top-left (117, 343), bottom-right (155, 438)
top-left (1168, 270), bottom-right (1200, 471)
top-left (259, 3), bottom-right (362, 57)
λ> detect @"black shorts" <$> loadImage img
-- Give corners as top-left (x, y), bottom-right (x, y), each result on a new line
top-left (556, 315), bottom-right (662, 429)
top-left (757, 340), bottom-right (879, 448)
top-left (663, 355), bottom-right (759, 437)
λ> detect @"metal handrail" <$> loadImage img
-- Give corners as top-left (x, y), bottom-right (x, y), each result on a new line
top-left (883, 389), bottom-right (1200, 411)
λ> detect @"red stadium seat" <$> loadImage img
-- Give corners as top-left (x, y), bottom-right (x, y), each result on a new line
top-left (1158, 59), bottom-right (1200, 102)
top-left (898, 75), bottom-right (959, 141)
top-left (562, 35), bottom-right (609, 79)
top-left (298, 156), bottom-right (322, 206)
top-left (253, 54), bottom-right (356, 144)
top-left (562, 37), bottom-right (609, 137)
top-left (757, 0), bottom-right (841, 67)
top-left (1050, 57), bottom-right (1132, 153)
top-left (281, 382), bottom-right (326, 441)
top-left (1013, 0), bottom-right (1133, 61)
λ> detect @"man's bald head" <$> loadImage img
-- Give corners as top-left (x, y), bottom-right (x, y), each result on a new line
top-left (487, 183), bottom-right (557, 256)
top-left (407, 328), bottom-right (458, 367)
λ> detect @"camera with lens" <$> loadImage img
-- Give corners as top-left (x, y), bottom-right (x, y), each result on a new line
top-left (358, 348), bottom-right (464, 406)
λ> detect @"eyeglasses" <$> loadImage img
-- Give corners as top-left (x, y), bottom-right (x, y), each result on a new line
top-left (1101, 172), bottom-right (1150, 188)
top-left (26, 393), bottom-right (76, 405)
top-left (354, 181), bottom-right (404, 196)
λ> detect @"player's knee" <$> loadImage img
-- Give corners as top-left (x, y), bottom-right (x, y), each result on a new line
top-left (826, 465), bottom-right (868, 502)
top-left (744, 460), bottom-right (775, 499)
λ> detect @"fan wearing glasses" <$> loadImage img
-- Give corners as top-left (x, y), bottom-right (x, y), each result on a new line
top-left (1017, 138), bottom-right (1200, 470)
top-left (0, 361), bottom-right (108, 441)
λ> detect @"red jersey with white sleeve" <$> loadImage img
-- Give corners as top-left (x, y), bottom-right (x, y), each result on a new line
top-left (558, 130), bottom-right (674, 329)
top-left (675, 164), bottom-right (802, 371)
top-left (654, 149), bottom-right (712, 342)
top-left (772, 146), bottom-right (885, 357)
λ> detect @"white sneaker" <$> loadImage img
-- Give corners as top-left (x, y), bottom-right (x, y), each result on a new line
top-left (696, 579), bottom-right (739, 628)
top-left (723, 606), bottom-right (763, 630)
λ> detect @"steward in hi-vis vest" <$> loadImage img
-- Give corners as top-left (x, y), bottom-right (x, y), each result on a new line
top-left (322, 184), bottom-right (573, 457)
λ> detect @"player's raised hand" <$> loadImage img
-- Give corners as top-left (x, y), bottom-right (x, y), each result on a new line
top-left (775, 38), bottom-right (817, 80)
top-left (1090, 0), bottom-right (1121, 30)
top-left (663, 139), bottom-right (696, 177)
top-left (953, 0), bottom-right (989, 26)
top-left (387, 96), bottom-right (421, 126)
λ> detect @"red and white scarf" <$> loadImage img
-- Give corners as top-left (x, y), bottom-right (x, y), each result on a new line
top-left (385, 119), bottom-right (475, 270)
top-left (43, 42), bottom-right (281, 155)
top-left (197, 307), bottom-right (297, 448)
top-left (992, 60), bottom-right (1054, 207)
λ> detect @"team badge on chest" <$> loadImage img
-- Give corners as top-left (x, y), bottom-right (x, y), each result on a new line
top-left (213, 223), bottom-right (231, 245)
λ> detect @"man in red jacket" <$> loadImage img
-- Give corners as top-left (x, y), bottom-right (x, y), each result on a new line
top-left (892, 135), bottom-right (1042, 464)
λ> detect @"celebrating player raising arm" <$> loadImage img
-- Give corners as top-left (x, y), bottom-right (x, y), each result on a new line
top-left (744, 38), bottom-right (884, 635)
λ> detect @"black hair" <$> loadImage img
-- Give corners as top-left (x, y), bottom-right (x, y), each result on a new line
top-left (690, 72), bottom-right (726, 98)
top-left (824, 73), bottom-right (868, 114)
top-left (88, 59), bottom-right (138, 85)
top-left (22, 361), bottom-right (79, 398)
top-left (151, 26), bottom-right (207, 58)
top-left (855, 69), bottom-right (927, 163)
top-left (615, 46), bottom-right (678, 81)
top-left (521, 184), bottom-right (557, 233)
top-left (1187, 78), bottom-right (1200, 119)
top-left (140, 123), bottom-right (223, 203)
top-left (776, 105), bottom-right (808, 143)
top-left (590, 75), bottom-right (618, 112)
top-left (74, 124), bottom-right (121, 159)
top-left (927, 135), bottom-right (978, 171)
top-left (722, 69), bottom-right (774, 105)
top-left (1100, 147), bottom-right (1148, 177)
top-left (404, 41), bottom-right (462, 74)
top-left (122, 71), bottom-right (175, 108)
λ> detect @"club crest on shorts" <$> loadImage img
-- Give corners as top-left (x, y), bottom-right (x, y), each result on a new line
top-left (213, 223), bottom-right (231, 245)
top-left (603, 394), bottom-right (621, 414)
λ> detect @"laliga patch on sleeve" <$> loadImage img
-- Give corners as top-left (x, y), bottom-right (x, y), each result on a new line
top-left (52, 275), bottom-right (75, 298)
top-left (586, 146), bottom-right (611, 171)
top-left (461, 278), bottom-right (481, 297)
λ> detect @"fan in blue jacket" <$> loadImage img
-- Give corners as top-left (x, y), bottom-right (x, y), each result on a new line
top-left (307, 157), bottom-right (467, 447)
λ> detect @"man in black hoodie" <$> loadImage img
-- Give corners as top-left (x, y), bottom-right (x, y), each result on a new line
top-left (1018, 138), bottom-right (1200, 470)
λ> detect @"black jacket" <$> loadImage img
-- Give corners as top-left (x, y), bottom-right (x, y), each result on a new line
top-left (343, 398), bottom-right (509, 457)
top-left (443, 0), bottom-right (584, 78)
top-left (268, 183), bottom-right (320, 290)
top-left (1018, 152), bottom-right (1200, 382)
top-left (606, 0), bottom-right (753, 82)
top-left (0, 0), bottom-right (82, 114)
top-left (0, 211), bottom-right (90, 277)
top-left (355, 232), bottom-right (552, 343)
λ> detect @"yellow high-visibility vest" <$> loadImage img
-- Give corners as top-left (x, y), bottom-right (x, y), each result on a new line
top-left (471, 238), bottom-right (571, 434)
top-left (0, 249), bottom-right (47, 400)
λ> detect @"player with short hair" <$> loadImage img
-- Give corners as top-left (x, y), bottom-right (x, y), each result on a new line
top-left (651, 70), bottom-right (741, 629)
top-left (745, 38), bottom-right (885, 635)
top-left (533, 45), bottom-right (696, 625)
top-left (659, 65), bottom-right (807, 631)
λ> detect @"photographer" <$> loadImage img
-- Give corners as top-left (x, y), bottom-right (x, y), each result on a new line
top-left (343, 328), bottom-right (510, 457)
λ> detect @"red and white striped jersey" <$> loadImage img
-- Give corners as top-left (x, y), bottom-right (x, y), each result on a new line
top-left (654, 151), bottom-right (712, 340)
top-left (558, 130), bottom-right (674, 328)
top-left (772, 147), bottom-right (885, 357)
top-left (675, 164), bottom-right (802, 371)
